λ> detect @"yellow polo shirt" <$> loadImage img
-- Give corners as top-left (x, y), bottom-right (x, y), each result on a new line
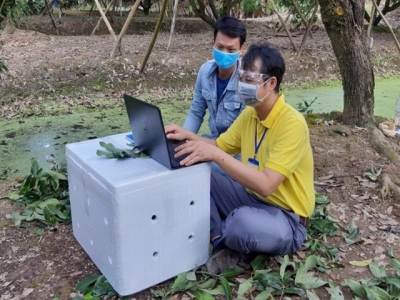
top-left (216, 94), bottom-right (315, 217)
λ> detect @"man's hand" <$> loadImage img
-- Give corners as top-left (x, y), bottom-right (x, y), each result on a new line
top-left (165, 123), bottom-right (194, 141)
top-left (165, 123), bottom-right (218, 166)
top-left (174, 140), bottom-right (219, 166)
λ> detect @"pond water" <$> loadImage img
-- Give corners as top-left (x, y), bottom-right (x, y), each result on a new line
top-left (1, 78), bottom-right (399, 180)
top-left (283, 77), bottom-right (400, 119)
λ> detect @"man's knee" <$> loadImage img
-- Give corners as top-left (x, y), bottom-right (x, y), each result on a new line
top-left (223, 207), bottom-right (259, 252)
top-left (223, 206), bottom-right (295, 254)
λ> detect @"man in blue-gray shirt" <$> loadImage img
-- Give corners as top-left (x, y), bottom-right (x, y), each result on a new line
top-left (183, 16), bottom-right (246, 140)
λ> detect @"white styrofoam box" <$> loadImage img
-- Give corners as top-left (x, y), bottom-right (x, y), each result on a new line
top-left (66, 133), bottom-right (211, 296)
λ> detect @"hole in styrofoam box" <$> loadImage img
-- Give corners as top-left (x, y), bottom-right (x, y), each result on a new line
top-left (190, 201), bottom-right (195, 206)
top-left (151, 215), bottom-right (157, 221)
top-left (188, 234), bottom-right (194, 240)
top-left (153, 252), bottom-right (158, 257)
top-left (85, 197), bottom-right (90, 216)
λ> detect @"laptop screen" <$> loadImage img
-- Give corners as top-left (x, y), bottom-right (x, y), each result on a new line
top-left (123, 94), bottom-right (174, 169)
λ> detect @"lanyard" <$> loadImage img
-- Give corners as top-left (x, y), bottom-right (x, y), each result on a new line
top-left (254, 121), bottom-right (267, 159)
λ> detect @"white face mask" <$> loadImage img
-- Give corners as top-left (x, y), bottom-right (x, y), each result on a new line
top-left (236, 79), bottom-right (271, 107)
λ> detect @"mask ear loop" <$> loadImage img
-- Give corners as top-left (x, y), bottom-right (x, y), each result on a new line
top-left (255, 78), bottom-right (271, 102)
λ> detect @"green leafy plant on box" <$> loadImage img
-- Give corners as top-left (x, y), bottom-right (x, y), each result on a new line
top-left (96, 141), bottom-right (148, 159)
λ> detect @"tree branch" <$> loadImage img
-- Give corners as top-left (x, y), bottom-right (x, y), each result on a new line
top-left (371, 0), bottom-right (400, 53)
top-left (270, 0), bottom-right (297, 52)
top-left (208, 0), bottom-right (219, 20)
top-left (297, 3), bottom-right (319, 56)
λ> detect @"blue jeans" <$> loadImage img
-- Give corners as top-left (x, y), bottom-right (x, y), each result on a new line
top-left (210, 172), bottom-right (307, 255)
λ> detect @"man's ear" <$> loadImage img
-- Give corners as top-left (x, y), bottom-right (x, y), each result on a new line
top-left (240, 43), bottom-right (246, 57)
top-left (269, 77), bottom-right (277, 90)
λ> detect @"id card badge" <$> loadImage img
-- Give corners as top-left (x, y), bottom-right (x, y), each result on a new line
top-left (247, 158), bottom-right (259, 170)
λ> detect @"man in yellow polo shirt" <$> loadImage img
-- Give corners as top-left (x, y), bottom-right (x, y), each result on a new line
top-left (165, 42), bottom-right (315, 274)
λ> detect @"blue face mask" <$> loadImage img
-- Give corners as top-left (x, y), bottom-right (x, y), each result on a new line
top-left (212, 48), bottom-right (240, 70)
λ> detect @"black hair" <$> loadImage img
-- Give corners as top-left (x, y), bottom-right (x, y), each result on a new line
top-left (214, 16), bottom-right (246, 46)
top-left (241, 43), bottom-right (285, 92)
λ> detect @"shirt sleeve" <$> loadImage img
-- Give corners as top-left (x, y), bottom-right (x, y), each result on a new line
top-left (216, 110), bottom-right (243, 155)
top-left (183, 66), bottom-right (207, 134)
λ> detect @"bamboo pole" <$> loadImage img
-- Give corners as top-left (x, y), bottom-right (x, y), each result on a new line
top-left (371, 0), bottom-right (400, 53)
top-left (94, 0), bottom-right (117, 40)
top-left (167, 0), bottom-right (179, 50)
top-left (139, 0), bottom-right (169, 72)
top-left (269, 0), bottom-right (297, 52)
top-left (91, 0), bottom-right (114, 36)
top-left (110, 0), bottom-right (141, 57)
top-left (0, 0), bottom-right (7, 15)
top-left (40, 0), bottom-right (54, 16)
top-left (291, 0), bottom-right (313, 39)
top-left (367, 4), bottom-right (376, 49)
top-left (297, 3), bottom-right (319, 56)
top-left (100, 0), bottom-right (114, 24)
top-left (277, 6), bottom-right (293, 32)
top-left (43, 0), bottom-right (59, 35)
top-left (367, 4), bottom-right (376, 40)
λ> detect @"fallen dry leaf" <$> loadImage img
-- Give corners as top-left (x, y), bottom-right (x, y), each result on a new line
top-left (360, 181), bottom-right (378, 188)
top-left (349, 259), bottom-right (372, 267)
top-left (362, 239), bottom-right (375, 245)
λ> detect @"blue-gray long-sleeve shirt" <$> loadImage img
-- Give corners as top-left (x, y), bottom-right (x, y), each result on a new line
top-left (183, 60), bottom-right (245, 139)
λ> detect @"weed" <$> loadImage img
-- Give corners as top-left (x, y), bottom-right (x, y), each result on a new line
top-left (344, 251), bottom-right (400, 299)
top-left (73, 275), bottom-right (130, 300)
top-left (363, 165), bottom-right (382, 182)
top-left (7, 159), bottom-right (71, 226)
top-left (297, 97), bottom-right (318, 114)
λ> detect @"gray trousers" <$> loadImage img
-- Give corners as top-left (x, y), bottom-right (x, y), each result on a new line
top-left (210, 172), bottom-right (307, 255)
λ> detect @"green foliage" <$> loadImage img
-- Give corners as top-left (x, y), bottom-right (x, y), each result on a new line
top-left (0, 60), bottom-right (8, 72)
top-left (297, 97), bottom-right (317, 114)
top-left (276, 0), bottom-right (317, 25)
top-left (363, 165), bottom-right (382, 182)
top-left (1, 0), bottom-right (30, 22)
top-left (96, 141), bottom-right (148, 159)
top-left (241, 0), bottom-right (264, 14)
top-left (0, 43), bottom-right (7, 73)
top-left (344, 253), bottom-right (400, 300)
top-left (343, 220), bottom-right (363, 245)
top-left (0, 0), bottom-right (48, 22)
top-left (9, 159), bottom-right (71, 226)
top-left (73, 275), bottom-right (131, 300)
top-left (26, 0), bottom-right (46, 15)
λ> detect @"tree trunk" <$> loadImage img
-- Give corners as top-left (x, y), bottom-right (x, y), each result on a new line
top-left (318, 0), bottom-right (375, 125)
top-left (139, 0), bottom-right (168, 72)
top-left (187, 0), bottom-right (215, 27)
top-left (141, 0), bottom-right (152, 15)
top-left (167, 0), bottom-right (179, 50)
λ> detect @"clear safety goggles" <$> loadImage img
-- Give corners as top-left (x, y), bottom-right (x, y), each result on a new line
top-left (237, 69), bottom-right (270, 84)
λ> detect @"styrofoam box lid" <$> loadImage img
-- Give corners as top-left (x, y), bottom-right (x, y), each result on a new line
top-left (66, 133), bottom-right (209, 196)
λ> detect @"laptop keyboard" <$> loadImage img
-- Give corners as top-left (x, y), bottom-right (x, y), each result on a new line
top-left (166, 139), bottom-right (189, 167)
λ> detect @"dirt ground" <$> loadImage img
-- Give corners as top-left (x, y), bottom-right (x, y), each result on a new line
top-left (1, 10), bottom-right (400, 300)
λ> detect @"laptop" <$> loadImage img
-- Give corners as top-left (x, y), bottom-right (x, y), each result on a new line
top-left (123, 94), bottom-right (189, 170)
